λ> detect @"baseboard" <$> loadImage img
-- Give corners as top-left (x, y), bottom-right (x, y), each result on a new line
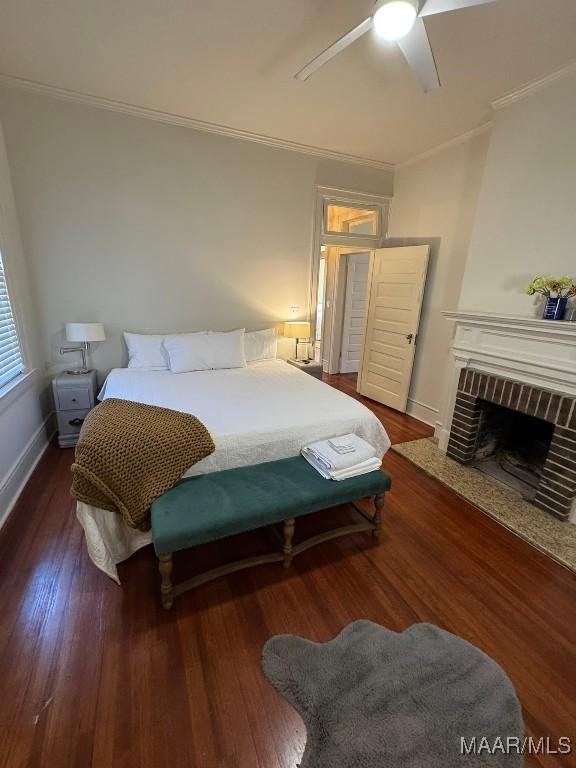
top-left (339, 363), bottom-right (360, 375)
top-left (0, 411), bottom-right (56, 532)
top-left (435, 424), bottom-right (450, 452)
top-left (406, 398), bottom-right (439, 427)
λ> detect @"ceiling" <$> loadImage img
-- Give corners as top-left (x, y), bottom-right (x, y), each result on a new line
top-left (1, 0), bottom-right (575, 164)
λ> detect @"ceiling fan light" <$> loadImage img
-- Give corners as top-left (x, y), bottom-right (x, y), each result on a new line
top-left (373, 0), bottom-right (417, 41)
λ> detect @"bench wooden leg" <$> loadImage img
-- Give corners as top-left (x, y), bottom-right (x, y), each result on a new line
top-left (283, 518), bottom-right (295, 568)
top-left (373, 494), bottom-right (385, 538)
top-left (158, 553), bottom-right (174, 610)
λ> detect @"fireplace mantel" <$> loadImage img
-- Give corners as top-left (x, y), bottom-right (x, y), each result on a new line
top-left (437, 310), bottom-right (576, 455)
top-left (439, 310), bottom-right (576, 523)
top-left (442, 311), bottom-right (576, 396)
top-left (443, 311), bottom-right (576, 341)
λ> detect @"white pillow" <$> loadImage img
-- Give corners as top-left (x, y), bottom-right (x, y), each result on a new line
top-left (245, 328), bottom-right (277, 362)
top-left (164, 329), bottom-right (246, 373)
top-left (124, 332), bottom-right (169, 370)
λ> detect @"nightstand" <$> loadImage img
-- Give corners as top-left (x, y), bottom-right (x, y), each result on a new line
top-left (287, 358), bottom-right (323, 381)
top-left (52, 370), bottom-right (98, 447)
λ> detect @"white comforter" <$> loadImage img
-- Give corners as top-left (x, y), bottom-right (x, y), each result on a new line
top-left (77, 360), bottom-right (391, 581)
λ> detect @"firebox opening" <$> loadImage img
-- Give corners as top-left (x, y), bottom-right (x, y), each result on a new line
top-left (471, 401), bottom-right (555, 501)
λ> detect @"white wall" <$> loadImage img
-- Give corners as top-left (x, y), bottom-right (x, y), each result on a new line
top-left (0, 87), bottom-right (394, 379)
top-left (459, 70), bottom-right (576, 314)
top-left (387, 129), bottom-right (491, 425)
top-left (0, 123), bottom-right (53, 526)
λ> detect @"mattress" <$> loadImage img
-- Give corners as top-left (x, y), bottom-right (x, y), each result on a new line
top-left (77, 360), bottom-right (391, 581)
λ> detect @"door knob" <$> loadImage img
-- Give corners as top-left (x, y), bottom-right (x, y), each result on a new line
top-left (406, 333), bottom-right (414, 344)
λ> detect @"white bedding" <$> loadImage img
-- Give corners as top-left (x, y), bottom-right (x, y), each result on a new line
top-left (77, 359), bottom-right (391, 581)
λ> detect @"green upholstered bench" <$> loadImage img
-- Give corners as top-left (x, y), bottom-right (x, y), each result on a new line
top-left (151, 455), bottom-right (391, 609)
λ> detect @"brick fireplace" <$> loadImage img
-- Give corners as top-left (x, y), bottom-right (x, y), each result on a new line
top-left (447, 368), bottom-right (576, 520)
top-left (439, 312), bottom-right (576, 524)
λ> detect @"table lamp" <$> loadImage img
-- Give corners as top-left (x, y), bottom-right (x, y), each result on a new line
top-left (60, 322), bottom-right (105, 374)
top-left (284, 321), bottom-right (311, 361)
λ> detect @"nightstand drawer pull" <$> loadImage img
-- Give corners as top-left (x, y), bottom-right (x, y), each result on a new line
top-left (57, 387), bottom-right (91, 410)
top-left (56, 408), bottom-right (90, 437)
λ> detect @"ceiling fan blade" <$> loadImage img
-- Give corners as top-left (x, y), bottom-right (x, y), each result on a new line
top-left (294, 18), bottom-right (373, 80)
top-left (396, 17), bottom-right (440, 92)
top-left (419, 0), bottom-right (498, 17)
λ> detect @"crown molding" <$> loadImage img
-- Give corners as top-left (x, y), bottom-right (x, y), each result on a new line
top-left (0, 73), bottom-right (395, 172)
top-left (491, 60), bottom-right (576, 111)
top-left (396, 59), bottom-right (576, 166)
top-left (397, 122), bottom-right (492, 169)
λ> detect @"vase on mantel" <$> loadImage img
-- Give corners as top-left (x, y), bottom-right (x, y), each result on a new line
top-left (542, 297), bottom-right (568, 321)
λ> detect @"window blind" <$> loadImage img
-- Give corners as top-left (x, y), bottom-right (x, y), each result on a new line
top-left (0, 251), bottom-right (24, 388)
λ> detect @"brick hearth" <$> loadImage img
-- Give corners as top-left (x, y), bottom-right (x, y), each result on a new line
top-left (447, 368), bottom-right (576, 520)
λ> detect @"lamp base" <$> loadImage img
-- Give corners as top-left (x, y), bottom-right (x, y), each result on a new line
top-left (65, 367), bottom-right (91, 375)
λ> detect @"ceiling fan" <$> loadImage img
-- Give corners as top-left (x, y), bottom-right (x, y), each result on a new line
top-left (295, 0), bottom-right (499, 92)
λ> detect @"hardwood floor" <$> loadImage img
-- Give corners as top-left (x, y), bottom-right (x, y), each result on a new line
top-left (0, 373), bottom-right (574, 768)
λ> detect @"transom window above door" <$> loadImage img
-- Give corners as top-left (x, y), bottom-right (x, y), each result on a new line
top-left (324, 203), bottom-right (381, 238)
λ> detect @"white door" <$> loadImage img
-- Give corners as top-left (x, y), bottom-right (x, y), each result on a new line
top-left (358, 245), bottom-right (430, 412)
top-left (340, 252), bottom-right (370, 373)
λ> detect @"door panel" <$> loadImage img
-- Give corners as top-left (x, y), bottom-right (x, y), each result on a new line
top-left (340, 252), bottom-right (370, 373)
top-left (358, 246), bottom-right (430, 412)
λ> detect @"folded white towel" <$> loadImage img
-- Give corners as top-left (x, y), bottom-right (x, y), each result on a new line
top-left (302, 450), bottom-right (382, 481)
top-left (303, 434), bottom-right (376, 472)
top-left (301, 451), bottom-right (332, 479)
top-left (328, 438), bottom-right (355, 454)
top-left (329, 436), bottom-right (353, 447)
top-left (331, 457), bottom-right (382, 481)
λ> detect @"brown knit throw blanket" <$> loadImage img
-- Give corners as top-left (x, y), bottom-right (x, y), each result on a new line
top-left (71, 398), bottom-right (215, 530)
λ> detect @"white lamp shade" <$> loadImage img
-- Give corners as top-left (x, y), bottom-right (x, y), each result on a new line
top-left (65, 322), bottom-right (106, 343)
top-left (283, 321), bottom-right (311, 339)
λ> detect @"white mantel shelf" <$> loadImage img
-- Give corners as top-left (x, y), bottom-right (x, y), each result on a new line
top-left (442, 310), bottom-right (576, 392)
top-left (443, 311), bottom-right (576, 342)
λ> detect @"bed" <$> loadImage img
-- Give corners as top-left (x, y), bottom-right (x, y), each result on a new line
top-left (76, 359), bottom-right (391, 581)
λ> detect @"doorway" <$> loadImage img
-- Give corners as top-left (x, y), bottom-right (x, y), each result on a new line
top-left (309, 186), bottom-right (391, 372)
top-left (313, 250), bottom-right (326, 363)
top-left (316, 246), bottom-right (371, 372)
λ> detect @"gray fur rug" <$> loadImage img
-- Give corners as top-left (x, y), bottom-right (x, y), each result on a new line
top-left (262, 621), bottom-right (523, 767)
